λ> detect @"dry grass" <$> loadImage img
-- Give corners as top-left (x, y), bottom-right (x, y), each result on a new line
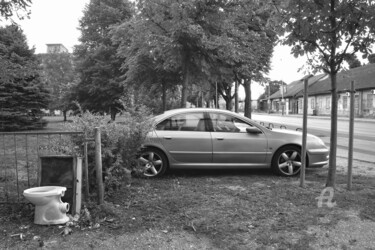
top-left (1, 164), bottom-right (375, 249)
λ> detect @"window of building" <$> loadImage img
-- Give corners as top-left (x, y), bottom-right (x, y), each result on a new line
top-left (343, 96), bottom-right (348, 109)
top-left (367, 94), bottom-right (373, 108)
top-left (326, 97), bottom-right (331, 109)
top-left (317, 97), bottom-right (322, 108)
top-left (311, 98), bottom-right (315, 109)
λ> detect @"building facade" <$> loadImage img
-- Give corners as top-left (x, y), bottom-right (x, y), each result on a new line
top-left (268, 64), bottom-right (375, 118)
top-left (46, 44), bottom-right (68, 54)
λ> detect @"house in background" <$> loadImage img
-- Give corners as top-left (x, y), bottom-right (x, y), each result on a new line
top-left (268, 74), bottom-right (326, 115)
top-left (46, 43), bottom-right (68, 54)
top-left (267, 63), bottom-right (375, 118)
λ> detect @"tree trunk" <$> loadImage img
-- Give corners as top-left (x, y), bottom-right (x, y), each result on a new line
top-left (181, 74), bottom-right (188, 108)
top-left (63, 110), bottom-right (67, 122)
top-left (224, 86), bottom-right (232, 111)
top-left (326, 0), bottom-right (338, 188)
top-left (110, 106), bottom-right (117, 121)
top-left (244, 78), bottom-right (252, 119)
top-left (181, 50), bottom-right (190, 108)
top-left (162, 83), bottom-right (167, 112)
top-left (326, 72), bottom-right (338, 187)
top-left (225, 98), bottom-right (233, 110)
top-left (234, 81), bottom-right (239, 113)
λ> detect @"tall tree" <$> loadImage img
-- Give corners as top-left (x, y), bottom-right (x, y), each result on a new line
top-left (113, 0), bottom-right (277, 111)
top-left (277, 0), bottom-right (375, 187)
top-left (258, 80), bottom-right (284, 100)
top-left (38, 53), bottom-right (77, 120)
top-left (0, 25), bottom-right (49, 131)
top-left (73, 0), bottom-right (134, 120)
top-left (227, 0), bottom-right (277, 118)
top-left (124, 0), bottom-right (232, 108)
top-left (111, 14), bottom-right (180, 113)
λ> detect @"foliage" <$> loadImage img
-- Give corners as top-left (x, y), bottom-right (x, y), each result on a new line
top-left (344, 54), bottom-right (362, 69)
top-left (276, 0), bottom-right (375, 187)
top-left (0, 0), bottom-right (31, 21)
top-left (73, 0), bottom-right (134, 120)
top-left (112, 0), bottom-right (277, 111)
top-left (37, 53), bottom-right (77, 114)
top-left (111, 11), bottom-right (181, 112)
top-left (63, 107), bottom-right (154, 194)
top-left (258, 80), bottom-right (284, 100)
top-left (223, 0), bottom-right (278, 116)
top-left (368, 54), bottom-right (375, 64)
top-left (0, 25), bottom-right (50, 131)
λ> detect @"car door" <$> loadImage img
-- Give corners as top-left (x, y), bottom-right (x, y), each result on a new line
top-left (209, 112), bottom-right (267, 165)
top-left (155, 112), bottom-right (212, 164)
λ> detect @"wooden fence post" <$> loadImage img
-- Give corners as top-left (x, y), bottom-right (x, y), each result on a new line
top-left (84, 141), bottom-right (90, 201)
top-left (94, 127), bottom-right (104, 204)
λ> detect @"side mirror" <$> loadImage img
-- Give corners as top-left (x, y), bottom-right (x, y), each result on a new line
top-left (246, 127), bottom-right (262, 134)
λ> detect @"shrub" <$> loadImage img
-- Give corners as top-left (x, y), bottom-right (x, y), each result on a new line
top-left (63, 106), bottom-right (154, 195)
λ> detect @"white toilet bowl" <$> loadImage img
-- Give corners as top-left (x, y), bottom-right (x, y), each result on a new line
top-left (23, 186), bottom-right (70, 225)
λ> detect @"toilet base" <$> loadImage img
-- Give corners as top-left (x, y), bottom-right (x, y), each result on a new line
top-left (34, 204), bottom-right (70, 225)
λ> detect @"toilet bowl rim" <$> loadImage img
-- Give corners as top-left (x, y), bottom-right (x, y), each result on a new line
top-left (23, 186), bottom-right (67, 197)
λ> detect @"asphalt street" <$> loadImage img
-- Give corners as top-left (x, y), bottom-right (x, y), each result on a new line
top-left (251, 113), bottom-right (375, 163)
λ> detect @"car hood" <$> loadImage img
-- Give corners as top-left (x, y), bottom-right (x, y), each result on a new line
top-left (271, 128), bottom-right (301, 135)
top-left (270, 128), bottom-right (316, 139)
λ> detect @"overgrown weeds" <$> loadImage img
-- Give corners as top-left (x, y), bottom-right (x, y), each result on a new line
top-left (61, 106), bottom-right (154, 194)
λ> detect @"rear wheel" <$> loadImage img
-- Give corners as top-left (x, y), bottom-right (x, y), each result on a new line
top-left (138, 148), bottom-right (168, 177)
top-left (272, 145), bottom-right (302, 176)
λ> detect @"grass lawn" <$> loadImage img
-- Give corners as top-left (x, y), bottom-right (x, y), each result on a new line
top-left (1, 116), bottom-right (375, 249)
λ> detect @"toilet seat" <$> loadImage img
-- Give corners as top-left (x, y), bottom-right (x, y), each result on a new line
top-left (23, 186), bottom-right (66, 198)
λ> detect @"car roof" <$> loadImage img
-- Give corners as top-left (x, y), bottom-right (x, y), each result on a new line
top-left (154, 108), bottom-right (248, 122)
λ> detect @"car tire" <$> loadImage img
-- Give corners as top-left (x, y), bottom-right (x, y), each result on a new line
top-left (138, 148), bottom-right (168, 177)
top-left (272, 145), bottom-right (302, 176)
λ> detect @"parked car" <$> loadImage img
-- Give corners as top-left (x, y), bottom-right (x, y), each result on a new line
top-left (138, 108), bottom-right (329, 177)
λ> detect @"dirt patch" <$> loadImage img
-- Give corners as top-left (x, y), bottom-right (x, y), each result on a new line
top-left (1, 158), bottom-right (375, 249)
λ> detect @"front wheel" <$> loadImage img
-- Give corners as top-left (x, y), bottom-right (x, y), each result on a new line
top-left (272, 146), bottom-right (303, 176)
top-left (138, 148), bottom-right (168, 177)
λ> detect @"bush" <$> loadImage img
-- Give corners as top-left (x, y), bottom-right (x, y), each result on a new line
top-left (63, 106), bottom-right (154, 195)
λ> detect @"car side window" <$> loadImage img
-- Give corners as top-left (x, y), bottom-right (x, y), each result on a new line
top-left (209, 113), bottom-right (252, 133)
top-left (156, 113), bottom-right (206, 131)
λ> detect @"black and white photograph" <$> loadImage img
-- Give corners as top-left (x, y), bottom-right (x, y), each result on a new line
top-left (1, 0), bottom-right (375, 249)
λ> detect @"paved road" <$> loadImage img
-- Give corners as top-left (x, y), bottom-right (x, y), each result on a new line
top-left (251, 113), bottom-right (375, 163)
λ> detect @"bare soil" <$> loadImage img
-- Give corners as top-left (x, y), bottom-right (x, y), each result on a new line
top-left (1, 156), bottom-right (375, 250)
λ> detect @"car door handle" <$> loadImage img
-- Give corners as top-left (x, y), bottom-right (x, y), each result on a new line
top-left (163, 136), bottom-right (172, 140)
top-left (215, 137), bottom-right (224, 140)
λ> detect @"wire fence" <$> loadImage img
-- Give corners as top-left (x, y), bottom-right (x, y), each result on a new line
top-left (0, 131), bottom-right (84, 204)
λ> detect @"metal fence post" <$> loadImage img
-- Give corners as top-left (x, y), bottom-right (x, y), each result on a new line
top-left (347, 81), bottom-right (355, 190)
top-left (300, 75), bottom-right (312, 188)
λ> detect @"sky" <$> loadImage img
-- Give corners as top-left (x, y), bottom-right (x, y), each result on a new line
top-left (10, 0), bottom-right (308, 99)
